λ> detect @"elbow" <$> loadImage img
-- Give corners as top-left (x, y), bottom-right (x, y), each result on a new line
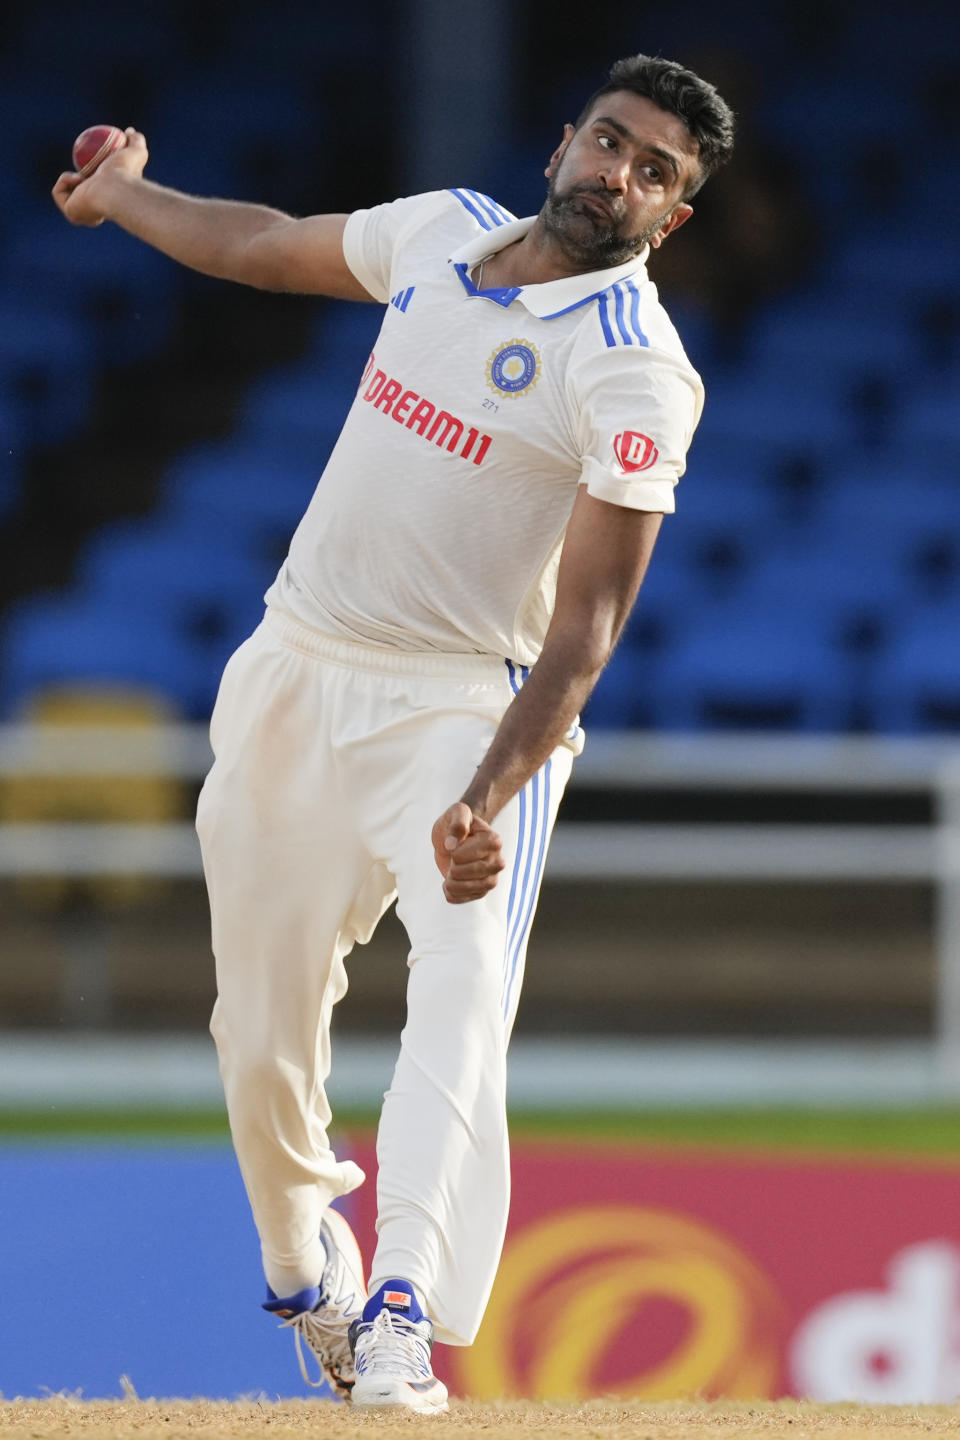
top-left (561, 631), bottom-right (615, 687)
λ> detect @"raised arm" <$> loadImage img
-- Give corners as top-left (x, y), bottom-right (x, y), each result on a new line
top-left (51, 128), bottom-right (371, 299)
top-left (432, 488), bottom-right (663, 901)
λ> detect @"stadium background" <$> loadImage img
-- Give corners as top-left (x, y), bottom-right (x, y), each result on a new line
top-left (2, 0), bottom-right (960, 1409)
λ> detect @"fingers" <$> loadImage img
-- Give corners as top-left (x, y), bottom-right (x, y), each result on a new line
top-left (51, 171), bottom-right (105, 226)
top-left (442, 826), bottom-right (505, 903)
top-left (441, 801), bottom-right (472, 852)
top-left (52, 172), bottom-right (81, 207)
top-left (446, 820), bottom-right (499, 866)
top-left (123, 127), bottom-right (148, 157)
top-left (431, 802), bottom-right (505, 901)
top-left (443, 860), bottom-right (505, 903)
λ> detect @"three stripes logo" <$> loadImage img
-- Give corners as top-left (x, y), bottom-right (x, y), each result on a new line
top-left (613, 431), bottom-right (659, 474)
top-left (597, 280), bottom-right (649, 348)
top-left (449, 188), bottom-right (516, 231)
top-left (501, 661), bottom-right (552, 1026)
top-left (390, 287), bottom-right (415, 312)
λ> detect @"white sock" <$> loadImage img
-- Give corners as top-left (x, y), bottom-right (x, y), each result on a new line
top-left (264, 1235), bottom-right (327, 1303)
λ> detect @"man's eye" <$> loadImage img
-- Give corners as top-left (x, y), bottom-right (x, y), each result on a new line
top-left (643, 165), bottom-right (662, 181)
top-left (597, 134), bottom-right (615, 150)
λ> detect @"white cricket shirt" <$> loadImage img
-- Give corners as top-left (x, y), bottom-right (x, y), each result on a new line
top-left (265, 188), bottom-right (703, 664)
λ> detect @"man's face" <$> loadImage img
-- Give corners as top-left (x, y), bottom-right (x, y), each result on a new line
top-left (543, 91), bottom-right (700, 269)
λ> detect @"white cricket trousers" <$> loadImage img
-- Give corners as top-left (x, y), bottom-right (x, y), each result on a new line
top-left (196, 610), bottom-right (575, 1346)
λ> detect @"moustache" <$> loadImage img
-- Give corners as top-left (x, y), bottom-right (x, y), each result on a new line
top-left (559, 186), bottom-right (626, 223)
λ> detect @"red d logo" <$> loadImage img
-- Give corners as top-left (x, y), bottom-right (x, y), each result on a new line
top-left (614, 431), bottom-right (659, 473)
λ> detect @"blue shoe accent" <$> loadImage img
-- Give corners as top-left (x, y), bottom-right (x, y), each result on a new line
top-left (260, 1208), bottom-right (368, 1398)
top-left (263, 1283), bottom-right (321, 1317)
top-left (361, 1278), bottom-right (427, 1325)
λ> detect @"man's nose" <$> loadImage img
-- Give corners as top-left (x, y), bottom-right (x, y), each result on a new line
top-left (598, 155), bottom-right (630, 192)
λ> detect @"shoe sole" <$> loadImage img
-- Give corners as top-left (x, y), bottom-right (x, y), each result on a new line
top-left (353, 1379), bottom-right (449, 1414)
top-left (352, 1388), bottom-right (451, 1411)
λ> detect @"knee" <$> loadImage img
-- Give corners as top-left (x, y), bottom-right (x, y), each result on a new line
top-left (212, 1008), bottom-right (289, 1098)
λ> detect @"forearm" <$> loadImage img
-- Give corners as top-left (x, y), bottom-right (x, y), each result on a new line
top-left (461, 632), bottom-right (604, 823)
top-left (96, 171), bottom-right (294, 285)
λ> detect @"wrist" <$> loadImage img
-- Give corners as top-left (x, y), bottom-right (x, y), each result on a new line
top-left (460, 783), bottom-right (493, 824)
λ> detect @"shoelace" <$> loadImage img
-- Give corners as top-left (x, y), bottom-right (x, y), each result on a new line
top-left (281, 1305), bottom-right (356, 1390)
top-left (356, 1309), bottom-right (431, 1381)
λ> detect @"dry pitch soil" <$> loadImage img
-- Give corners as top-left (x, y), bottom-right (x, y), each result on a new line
top-left (1, 1399), bottom-right (960, 1440)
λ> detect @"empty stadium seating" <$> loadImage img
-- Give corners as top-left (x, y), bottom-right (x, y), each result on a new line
top-left (2, 1), bottom-right (958, 735)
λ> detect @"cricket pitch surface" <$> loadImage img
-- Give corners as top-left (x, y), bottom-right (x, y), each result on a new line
top-left (1, 1399), bottom-right (959, 1440)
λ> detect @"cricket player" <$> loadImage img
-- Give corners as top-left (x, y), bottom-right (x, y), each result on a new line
top-left (53, 53), bottom-right (734, 1413)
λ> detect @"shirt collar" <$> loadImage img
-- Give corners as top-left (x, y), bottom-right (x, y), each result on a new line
top-left (449, 216), bottom-right (649, 319)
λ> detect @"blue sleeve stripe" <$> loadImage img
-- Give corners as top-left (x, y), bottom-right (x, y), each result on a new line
top-left (465, 189), bottom-right (507, 229)
top-left (597, 291), bottom-right (617, 347)
top-left (450, 188), bottom-right (494, 230)
top-left (625, 279), bottom-right (649, 346)
top-left (465, 189), bottom-right (514, 226)
top-left (485, 194), bottom-right (515, 224)
top-left (613, 283), bottom-right (633, 345)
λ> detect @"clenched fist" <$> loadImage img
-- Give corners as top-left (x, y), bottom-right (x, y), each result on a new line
top-left (431, 802), bottom-right (505, 904)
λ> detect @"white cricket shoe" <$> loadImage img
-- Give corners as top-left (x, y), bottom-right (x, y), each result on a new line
top-left (349, 1279), bottom-right (449, 1413)
top-left (263, 1206), bottom-right (367, 1400)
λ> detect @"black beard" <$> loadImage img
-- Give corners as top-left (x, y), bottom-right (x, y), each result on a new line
top-left (542, 173), bottom-right (670, 269)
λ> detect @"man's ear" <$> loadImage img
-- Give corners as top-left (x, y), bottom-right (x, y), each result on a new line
top-left (649, 202), bottom-right (694, 249)
top-left (545, 123), bottom-right (576, 179)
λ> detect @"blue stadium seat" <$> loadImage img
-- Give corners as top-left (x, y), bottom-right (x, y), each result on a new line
top-left (0, 593), bottom-right (197, 717)
top-left (144, 74), bottom-right (317, 201)
top-left (3, 222), bottom-right (176, 364)
top-left (239, 365), bottom-right (351, 463)
top-left (162, 442), bottom-right (318, 546)
top-left (745, 295), bottom-right (914, 380)
top-left (694, 371), bottom-right (852, 452)
top-left (583, 644), bottom-right (657, 730)
top-left (870, 610), bottom-right (960, 732)
top-left (77, 520), bottom-right (273, 712)
top-left (831, 234), bottom-right (960, 302)
top-left (308, 303), bottom-right (383, 371)
top-left (0, 301), bottom-right (98, 446)
top-left (899, 387), bottom-right (960, 452)
top-left (648, 601), bottom-right (854, 732)
top-left (763, 79), bottom-right (918, 154)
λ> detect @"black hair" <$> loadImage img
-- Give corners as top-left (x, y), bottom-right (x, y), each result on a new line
top-left (575, 54), bottom-right (735, 197)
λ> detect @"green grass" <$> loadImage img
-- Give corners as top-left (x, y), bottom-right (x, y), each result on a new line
top-left (1, 1106), bottom-right (959, 1157)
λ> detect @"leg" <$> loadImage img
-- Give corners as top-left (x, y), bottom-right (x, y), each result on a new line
top-left (197, 626), bottom-right (396, 1296)
top-left (365, 715), bottom-right (574, 1345)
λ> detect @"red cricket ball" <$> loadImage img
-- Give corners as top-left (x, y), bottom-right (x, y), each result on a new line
top-left (72, 125), bottom-right (126, 179)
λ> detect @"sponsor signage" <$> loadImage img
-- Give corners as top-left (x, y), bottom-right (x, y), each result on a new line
top-left (350, 1140), bottom-right (960, 1403)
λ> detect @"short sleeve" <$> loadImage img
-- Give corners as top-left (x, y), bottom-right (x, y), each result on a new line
top-left (573, 345), bottom-right (704, 514)
top-left (342, 192), bottom-right (450, 304)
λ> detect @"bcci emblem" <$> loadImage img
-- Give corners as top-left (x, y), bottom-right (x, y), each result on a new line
top-left (486, 339), bottom-right (541, 399)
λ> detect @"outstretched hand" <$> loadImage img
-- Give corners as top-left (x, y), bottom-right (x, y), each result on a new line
top-left (431, 802), bottom-right (505, 904)
top-left (52, 127), bottom-right (148, 227)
